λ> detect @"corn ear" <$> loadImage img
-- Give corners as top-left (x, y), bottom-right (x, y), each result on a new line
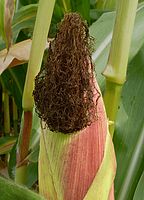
top-left (39, 80), bottom-right (116, 200)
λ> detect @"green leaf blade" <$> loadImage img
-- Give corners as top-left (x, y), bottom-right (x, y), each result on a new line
top-left (0, 0), bottom-right (5, 40)
top-left (0, 136), bottom-right (16, 155)
top-left (0, 176), bottom-right (45, 200)
top-left (133, 171), bottom-right (144, 200)
top-left (114, 45), bottom-right (144, 199)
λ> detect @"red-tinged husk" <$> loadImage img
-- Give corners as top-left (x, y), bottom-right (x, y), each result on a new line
top-left (62, 80), bottom-right (107, 200)
top-left (109, 184), bottom-right (115, 200)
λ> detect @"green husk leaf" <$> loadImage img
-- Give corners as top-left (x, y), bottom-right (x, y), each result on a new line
top-left (39, 127), bottom-right (58, 200)
top-left (84, 131), bottom-right (116, 200)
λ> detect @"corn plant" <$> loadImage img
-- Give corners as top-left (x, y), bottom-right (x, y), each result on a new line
top-left (0, 0), bottom-right (144, 200)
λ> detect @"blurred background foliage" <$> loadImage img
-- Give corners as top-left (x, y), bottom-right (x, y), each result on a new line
top-left (0, 0), bottom-right (144, 199)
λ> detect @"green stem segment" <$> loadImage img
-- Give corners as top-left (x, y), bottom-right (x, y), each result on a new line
top-left (12, 97), bottom-right (18, 135)
top-left (16, 0), bottom-right (56, 184)
top-left (103, 0), bottom-right (138, 137)
top-left (96, 0), bottom-right (116, 10)
top-left (3, 91), bottom-right (10, 134)
top-left (19, 111), bottom-right (32, 164)
top-left (22, 0), bottom-right (56, 111)
top-left (62, 0), bottom-right (71, 12)
top-left (0, 78), bottom-right (10, 135)
top-left (104, 82), bottom-right (122, 135)
top-left (16, 111), bottom-right (32, 185)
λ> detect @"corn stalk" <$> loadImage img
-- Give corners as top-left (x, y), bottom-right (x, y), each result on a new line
top-left (0, 78), bottom-right (10, 135)
top-left (15, 0), bottom-right (56, 184)
top-left (12, 97), bottom-right (18, 135)
top-left (96, 0), bottom-right (116, 10)
top-left (103, 0), bottom-right (138, 137)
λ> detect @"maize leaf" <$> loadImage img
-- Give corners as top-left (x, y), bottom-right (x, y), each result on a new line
top-left (0, 175), bottom-right (45, 200)
top-left (0, 39), bottom-right (49, 75)
top-left (0, 136), bottom-right (16, 155)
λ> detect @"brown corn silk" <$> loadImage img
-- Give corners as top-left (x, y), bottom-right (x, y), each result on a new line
top-left (33, 13), bottom-right (98, 134)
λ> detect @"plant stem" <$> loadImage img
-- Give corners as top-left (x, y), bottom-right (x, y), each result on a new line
top-left (15, 165), bottom-right (27, 185)
top-left (3, 90), bottom-right (10, 135)
top-left (22, 0), bottom-right (56, 111)
top-left (96, 0), bottom-right (116, 10)
top-left (19, 111), bottom-right (32, 163)
top-left (62, 0), bottom-right (70, 12)
top-left (16, 0), bottom-right (56, 184)
top-left (12, 97), bottom-right (18, 135)
top-left (103, 0), bottom-right (138, 137)
top-left (3, 91), bottom-right (10, 134)
top-left (15, 111), bottom-right (32, 185)
top-left (0, 78), bottom-right (10, 135)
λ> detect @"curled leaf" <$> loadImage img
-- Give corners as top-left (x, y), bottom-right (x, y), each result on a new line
top-left (0, 39), bottom-right (32, 74)
top-left (0, 39), bottom-right (49, 74)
